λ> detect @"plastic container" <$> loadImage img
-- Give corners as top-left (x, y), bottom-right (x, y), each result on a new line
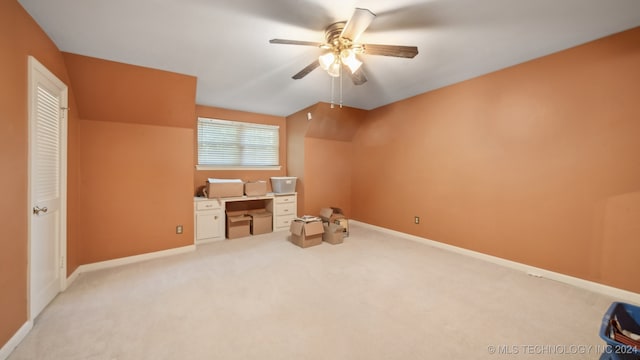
top-left (270, 177), bottom-right (297, 193)
top-left (599, 302), bottom-right (640, 360)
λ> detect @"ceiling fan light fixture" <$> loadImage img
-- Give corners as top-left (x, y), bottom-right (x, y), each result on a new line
top-left (318, 52), bottom-right (335, 70)
top-left (327, 61), bottom-right (341, 77)
top-left (340, 49), bottom-right (362, 73)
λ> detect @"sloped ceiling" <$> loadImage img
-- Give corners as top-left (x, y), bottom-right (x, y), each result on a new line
top-left (17, 0), bottom-right (640, 116)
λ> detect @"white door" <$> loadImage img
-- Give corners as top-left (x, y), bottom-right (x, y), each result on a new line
top-left (28, 56), bottom-right (68, 319)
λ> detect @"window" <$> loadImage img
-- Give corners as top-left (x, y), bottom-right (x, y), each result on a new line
top-left (197, 117), bottom-right (280, 170)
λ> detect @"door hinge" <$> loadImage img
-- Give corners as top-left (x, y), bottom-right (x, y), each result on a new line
top-left (60, 256), bottom-right (65, 269)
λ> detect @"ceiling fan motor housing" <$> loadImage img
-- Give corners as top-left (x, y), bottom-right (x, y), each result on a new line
top-left (325, 21), bottom-right (358, 52)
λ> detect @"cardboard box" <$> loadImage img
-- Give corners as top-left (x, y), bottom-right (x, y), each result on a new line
top-left (249, 210), bottom-right (272, 235)
top-left (289, 219), bottom-right (323, 248)
top-left (226, 210), bottom-right (251, 239)
top-left (323, 223), bottom-right (344, 245)
top-left (319, 207), bottom-right (346, 223)
top-left (335, 218), bottom-right (349, 237)
top-left (207, 179), bottom-right (244, 198)
top-left (244, 181), bottom-right (268, 196)
top-left (320, 207), bottom-right (349, 237)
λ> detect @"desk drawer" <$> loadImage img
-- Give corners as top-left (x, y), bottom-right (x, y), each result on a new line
top-left (196, 200), bottom-right (221, 211)
top-left (276, 202), bottom-right (296, 216)
top-left (275, 195), bottom-right (296, 204)
top-left (275, 214), bottom-right (296, 229)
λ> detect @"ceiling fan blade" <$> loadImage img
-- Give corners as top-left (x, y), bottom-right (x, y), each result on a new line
top-left (292, 60), bottom-right (321, 79)
top-left (341, 8), bottom-right (376, 42)
top-left (360, 44), bottom-right (419, 58)
top-left (269, 39), bottom-right (324, 47)
top-left (345, 66), bottom-right (367, 85)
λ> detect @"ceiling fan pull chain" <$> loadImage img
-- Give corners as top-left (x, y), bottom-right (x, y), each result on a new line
top-left (330, 75), bottom-right (335, 109)
top-left (339, 66), bottom-right (343, 108)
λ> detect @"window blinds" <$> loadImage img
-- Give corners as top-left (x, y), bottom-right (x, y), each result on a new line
top-left (197, 117), bottom-right (279, 167)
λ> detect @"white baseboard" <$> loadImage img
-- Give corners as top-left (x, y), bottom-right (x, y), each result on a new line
top-left (351, 220), bottom-right (640, 305)
top-left (0, 321), bottom-right (32, 360)
top-left (65, 245), bottom-right (196, 288)
top-left (65, 266), bottom-right (81, 290)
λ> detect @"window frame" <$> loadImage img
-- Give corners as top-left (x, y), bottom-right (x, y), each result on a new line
top-left (195, 117), bottom-right (281, 171)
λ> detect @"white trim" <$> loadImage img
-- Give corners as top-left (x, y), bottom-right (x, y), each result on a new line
top-left (352, 220), bottom-right (640, 305)
top-left (0, 321), bottom-right (32, 360)
top-left (195, 165), bottom-right (282, 171)
top-left (69, 245), bottom-right (196, 277)
top-left (65, 266), bottom-right (82, 289)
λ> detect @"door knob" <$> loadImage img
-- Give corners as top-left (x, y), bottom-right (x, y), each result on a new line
top-left (33, 206), bottom-right (48, 215)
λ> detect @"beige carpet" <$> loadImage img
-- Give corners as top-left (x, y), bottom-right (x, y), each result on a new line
top-left (9, 222), bottom-right (616, 359)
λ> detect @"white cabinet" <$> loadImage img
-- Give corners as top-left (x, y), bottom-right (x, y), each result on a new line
top-left (267, 194), bottom-right (297, 231)
top-left (194, 198), bottom-right (224, 244)
top-left (196, 193), bottom-right (296, 240)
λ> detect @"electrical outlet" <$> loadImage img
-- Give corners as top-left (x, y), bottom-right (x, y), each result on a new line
top-left (414, 216), bottom-right (420, 224)
top-left (176, 225), bottom-right (183, 234)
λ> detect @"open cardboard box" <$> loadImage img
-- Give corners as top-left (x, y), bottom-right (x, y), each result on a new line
top-left (226, 210), bottom-right (251, 239)
top-left (289, 219), bottom-right (324, 248)
top-left (322, 222), bottom-right (344, 245)
top-left (320, 207), bottom-right (349, 237)
top-left (319, 207), bottom-right (345, 223)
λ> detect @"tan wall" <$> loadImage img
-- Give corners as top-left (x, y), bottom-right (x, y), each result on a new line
top-left (194, 105), bottom-right (287, 193)
top-left (352, 27), bottom-right (640, 293)
top-left (0, 0), bottom-right (81, 348)
top-left (63, 53), bottom-right (197, 264)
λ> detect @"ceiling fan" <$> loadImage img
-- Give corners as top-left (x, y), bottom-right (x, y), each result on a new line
top-left (269, 8), bottom-right (419, 85)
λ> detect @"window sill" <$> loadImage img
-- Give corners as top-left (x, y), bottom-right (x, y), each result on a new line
top-left (196, 165), bottom-right (282, 171)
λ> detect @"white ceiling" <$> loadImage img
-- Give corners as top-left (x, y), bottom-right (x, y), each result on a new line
top-left (17, 0), bottom-right (640, 117)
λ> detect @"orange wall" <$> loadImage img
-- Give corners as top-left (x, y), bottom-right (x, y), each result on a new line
top-left (62, 53), bottom-right (196, 128)
top-left (352, 27), bottom-right (640, 293)
top-left (77, 120), bottom-right (194, 263)
top-left (286, 103), bottom-right (365, 216)
top-left (303, 138), bottom-right (353, 217)
top-left (194, 105), bottom-right (287, 193)
top-left (63, 54), bottom-right (197, 264)
top-left (0, 0), bottom-right (81, 349)
top-left (286, 105), bottom-right (313, 215)
top-left (3, 0), bottom-right (638, 351)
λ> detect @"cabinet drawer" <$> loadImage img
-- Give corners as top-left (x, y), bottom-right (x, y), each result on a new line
top-left (275, 195), bottom-right (296, 204)
top-left (276, 202), bottom-right (296, 216)
top-left (275, 214), bottom-right (296, 229)
top-left (196, 200), bottom-right (221, 211)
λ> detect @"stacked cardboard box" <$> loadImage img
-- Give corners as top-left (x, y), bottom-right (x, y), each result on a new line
top-left (322, 222), bottom-right (344, 245)
top-left (320, 207), bottom-right (349, 237)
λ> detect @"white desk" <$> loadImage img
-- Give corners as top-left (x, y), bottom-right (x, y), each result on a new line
top-left (193, 193), bottom-right (297, 244)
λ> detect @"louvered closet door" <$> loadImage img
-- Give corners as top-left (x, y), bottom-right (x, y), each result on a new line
top-left (29, 56), bottom-right (67, 319)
